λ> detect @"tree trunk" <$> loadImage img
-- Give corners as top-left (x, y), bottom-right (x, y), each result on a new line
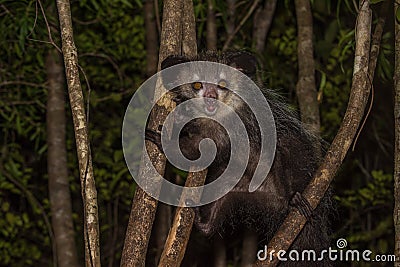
top-left (252, 0), bottom-right (277, 54)
top-left (56, 1), bottom-right (101, 266)
top-left (294, 0), bottom-right (320, 136)
top-left (153, 203), bottom-right (171, 264)
top-left (226, 0), bottom-right (235, 36)
top-left (157, 1), bottom-right (199, 263)
top-left (158, 169), bottom-right (207, 266)
top-left (120, 0), bottom-right (194, 265)
top-left (46, 49), bottom-right (80, 267)
top-left (144, 0), bottom-right (159, 77)
top-left (394, 0), bottom-right (400, 264)
top-left (182, 0), bottom-right (197, 56)
top-left (207, 0), bottom-right (217, 50)
top-left (254, 1), bottom-right (372, 265)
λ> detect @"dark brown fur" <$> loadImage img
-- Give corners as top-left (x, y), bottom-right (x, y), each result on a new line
top-left (158, 51), bottom-right (332, 266)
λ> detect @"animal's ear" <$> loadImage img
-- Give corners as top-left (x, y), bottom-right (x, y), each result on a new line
top-left (226, 52), bottom-right (257, 76)
top-left (161, 55), bottom-right (190, 70)
top-left (160, 55), bottom-right (190, 88)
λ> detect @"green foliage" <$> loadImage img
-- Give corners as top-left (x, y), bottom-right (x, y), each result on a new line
top-left (335, 170), bottom-right (393, 254)
top-left (0, 0), bottom-right (145, 265)
top-left (0, 1), bottom-right (51, 265)
top-left (74, 0), bottom-right (146, 92)
top-left (338, 170), bottom-right (393, 208)
top-left (397, 7), bottom-right (400, 24)
top-left (0, 209), bottom-right (43, 266)
top-left (376, 32), bottom-right (394, 81)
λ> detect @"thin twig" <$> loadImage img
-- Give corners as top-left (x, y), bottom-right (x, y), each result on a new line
top-left (72, 17), bottom-right (100, 25)
top-left (26, 0), bottom-right (38, 39)
top-left (223, 0), bottom-right (260, 51)
top-left (0, 81), bottom-right (47, 88)
top-left (80, 53), bottom-right (124, 87)
top-left (352, 0), bottom-right (389, 151)
top-left (27, 0), bottom-right (61, 53)
top-left (95, 88), bottom-right (133, 102)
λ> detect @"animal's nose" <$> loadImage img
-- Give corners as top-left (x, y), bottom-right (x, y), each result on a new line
top-left (204, 84), bottom-right (217, 99)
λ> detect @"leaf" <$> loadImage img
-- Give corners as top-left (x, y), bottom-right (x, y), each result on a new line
top-left (111, 92), bottom-right (122, 102)
top-left (37, 144), bottom-right (47, 155)
top-left (397, 6), bottom-right (400, 24)
top-left (1, 202), bottom-right (10, 212)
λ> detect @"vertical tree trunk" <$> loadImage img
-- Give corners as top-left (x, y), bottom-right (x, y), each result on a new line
top-left (294, 0), bottom-right (320, 136)
top-left (157, 0), bottom-right (198, 265)
top-left (394, 0), bottom-right (400, 264)
top-left (182, 0), bottom-right (197, 56)
top-left (252, 0), bottom-right (277, 54)
top-left (120, 0), bottom-right (188, 265)
top-left (46, 49), bottom-right (81, 267)
top-left (144, 0), bottom-right (159, 77)
top-left (56, 1), bottom-right (101, 266)
top-left (207, 0), bottom-right (217, 50)
top-left (226, 0), bottom-right (235, 36)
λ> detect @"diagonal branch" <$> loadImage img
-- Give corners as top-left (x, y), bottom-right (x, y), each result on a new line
top-left (223, 0), bottom-right (260, 51)
top-left (157, 0), bottom-right (199, 265)
top-left (120, 0), bottom-right (199, 265)
top-left (254, 0), bottom-right (372, 265)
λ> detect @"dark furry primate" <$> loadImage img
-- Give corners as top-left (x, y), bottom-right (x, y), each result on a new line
top-left (146, 51), bottom-right (332, 266)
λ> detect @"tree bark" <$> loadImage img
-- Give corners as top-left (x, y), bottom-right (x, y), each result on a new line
top-left (120, 0), bottom-right (199, 265)
top-left (153, 203), bottom-right (172, 264)
top-left (254, 1), bottom-right (372, 265)
top-left (394, 0), bottom-right (400, 264)
top-left (158, 0), bottom-right (183, 64)
top-left (207, 0), bottom-right (217, 50)
top-left (226, 0), bottom-right (235, 36)
top-left (182, 0), bottom-right (198, 56)
top-left (294, 0), bottom-right (320, 136)
top-left (158, 169), bottom-right (207, 267)
top-left (144, 0), bottom-right (159, 77)
top-left (46, 49), bottom-right (81, 267)
top-left (157, 0), bottom-right (198, 265)
top-left (55, 1), bottom-right (101, 266)
top-left (252, 0), bottom-right (277, 54)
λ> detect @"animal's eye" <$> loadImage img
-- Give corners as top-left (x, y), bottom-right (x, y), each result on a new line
top-left (192, 82), bottom-right (202, 90)
top-left (218, 80), bottom-right (227, 89)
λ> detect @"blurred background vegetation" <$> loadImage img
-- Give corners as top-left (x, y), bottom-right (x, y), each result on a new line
top-left (0, 0), bottom-right (394, 266)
